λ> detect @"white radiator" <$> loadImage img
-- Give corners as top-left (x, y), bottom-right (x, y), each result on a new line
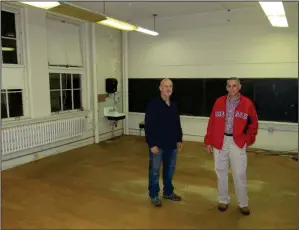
top-left (2, 116), bottom-right (87, 155)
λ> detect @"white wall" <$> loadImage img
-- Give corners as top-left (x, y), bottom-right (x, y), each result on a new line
top-left (25, 6), bottom-right (51, 117)
top-left (95, 25), bottom-right (124, 136)
top-left (126, 4), bottom-right (298, 152)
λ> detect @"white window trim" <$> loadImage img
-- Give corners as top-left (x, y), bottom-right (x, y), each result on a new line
top-left (48, 66), bottom-right (85, 75)
top-left (2, 3), bottom-right (30, 121)
top-left (45, 13), bottom-right (90, 115)
top-left (1, 89), bottom-right (27, 122)
top-left (46, 12), bottom-right (85, 70)
top-left (49, 72), bottom-right (84, 115)
top-left (1, 3), bottom-right (24, 67)
top-left (48, 69), bottom-right (85, 115)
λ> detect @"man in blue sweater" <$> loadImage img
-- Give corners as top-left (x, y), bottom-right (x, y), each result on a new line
top-left (144, 78), bottom-right (183, 207)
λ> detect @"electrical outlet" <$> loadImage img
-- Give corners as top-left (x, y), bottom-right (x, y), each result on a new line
top-left (268, 127), bottom-right (274, 133)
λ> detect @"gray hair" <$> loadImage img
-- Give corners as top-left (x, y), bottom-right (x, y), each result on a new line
top-left (227, 77), bottom-right (240, 85)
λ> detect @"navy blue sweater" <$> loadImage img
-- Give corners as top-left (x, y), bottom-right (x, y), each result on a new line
top-left (144, 96), bottom-right (183, 150)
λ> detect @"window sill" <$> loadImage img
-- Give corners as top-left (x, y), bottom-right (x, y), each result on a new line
top-left (51, 110), bottom-right (89, 117)
top-left (2, 110), bottom-right (91, 129)
top-left (2, 64), bottom-right (25, 68)
top-left (2, 116), bottom-right (30, 127)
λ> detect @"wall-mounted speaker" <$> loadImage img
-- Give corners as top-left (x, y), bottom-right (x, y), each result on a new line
top-left (106, 78), bottom-right (118, 94)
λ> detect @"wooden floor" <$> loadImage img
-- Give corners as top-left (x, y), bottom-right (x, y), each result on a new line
top-left (2, 135), bottom-right (298, 229)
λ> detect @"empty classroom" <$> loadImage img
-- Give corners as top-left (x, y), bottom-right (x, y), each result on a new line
top-left (2, 1), bottom-right (298, 229)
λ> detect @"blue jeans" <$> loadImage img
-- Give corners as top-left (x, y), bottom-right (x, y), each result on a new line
top-left (148, 148), bottom-right (177, 199)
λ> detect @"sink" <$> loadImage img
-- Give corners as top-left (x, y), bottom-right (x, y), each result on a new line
top-left (104, 107), bottom-right (126, 121)
top-left (106, 112), bottom-right (126, 121)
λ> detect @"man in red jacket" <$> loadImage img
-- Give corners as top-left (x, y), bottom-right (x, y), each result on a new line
top-left (204, 77), bottom-right (258, 216)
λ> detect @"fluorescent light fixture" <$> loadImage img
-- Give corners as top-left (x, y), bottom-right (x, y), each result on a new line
top-left (259, 2), bottom-right (285, 15)
top-left (268, 15), bottom-right (288, 27)
top-left (259, 2), bottom-right (288, 27)
top-left (97, 17), bottom-right (137, 31)
top-left (2, 47), bottom-right (15, 51)
top-left (136, 27), bottom-right (159, 36)
top-left (21, 2), bottom-right (60, 10)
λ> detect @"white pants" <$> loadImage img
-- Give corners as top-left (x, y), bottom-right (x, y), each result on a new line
top-left (213, 136), bottom-right (248, 208)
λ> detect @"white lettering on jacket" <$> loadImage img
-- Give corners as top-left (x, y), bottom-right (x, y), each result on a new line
top-left (235, 111), bottom-right (248, 119)
top-left (215, 111), bottom-right (225, 117)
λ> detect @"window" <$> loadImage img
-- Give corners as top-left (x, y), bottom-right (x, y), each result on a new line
top-left (46, 18), bottom-right (83, 68)
top-left (1, 89), bottom-right (24, 119)
top-left (47, 15), bottom-right (86, 114)
top-left (1, 10), bottom-right (19, 64)
top-left (49, 73), bottom-right (82, 113)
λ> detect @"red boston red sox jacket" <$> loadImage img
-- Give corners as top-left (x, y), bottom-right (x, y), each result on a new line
top-left (204, 94), bottom-right (258, 150)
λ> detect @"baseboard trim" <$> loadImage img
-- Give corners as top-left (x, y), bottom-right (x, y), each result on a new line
top-left (99, 128), bottom-right (123, 142)
top-left (2, 137), bottom-right (94, 171)
top-left (129, 129), bottom-right (144, 137)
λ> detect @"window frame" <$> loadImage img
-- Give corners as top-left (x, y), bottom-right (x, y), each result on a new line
top-left (1, 88), bottom-right (25, 121)
top-left (1, 3), bottom-right (29, 123)
top-left (1, 3), bottom-right (24, 66)
top-left (49, 70), bottom-right (84, 115)
top-left (46, 13), bottom-right (85, 70)
top-left (46, 12), bottom-right (89, 115)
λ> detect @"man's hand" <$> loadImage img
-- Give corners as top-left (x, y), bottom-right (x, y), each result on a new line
top-left (177, 142), bottom-right (183, 152)
top-left (205, 145), bottom-right (213, 154)
top-left (150, 146), bottom-right (159, 155)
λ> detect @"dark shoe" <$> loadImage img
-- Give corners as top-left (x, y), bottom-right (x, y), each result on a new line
top-left (151, 197), bottom-right (162, 207)
top-left (239, 207), bottom-right (250, 216)
top-left (218, 203), bottom-right (229, 212)
top-left (163, 193), bottom-right (182, 201)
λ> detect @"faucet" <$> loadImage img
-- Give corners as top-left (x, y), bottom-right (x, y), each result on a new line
top-left (108, 107), bottom-right (116, 113)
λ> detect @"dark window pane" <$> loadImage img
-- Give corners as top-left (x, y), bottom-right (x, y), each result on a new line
top-left (8, 92), bottom-right (23, 117)
top-left (73, 74), bottom-right (81, 89)
top-left (73, 89), bottom-right (82, 109)
top-left (7, 88), bottom-right (21, 92)
top-left (1, 93), bottom-right (8, 119)
top-left (50, 90), bottom-right (61, 112)
top-left (49, 73), bottom-right (60, 90)
top-left (62, 90), bottom-right (72, 110)
top-left (2, 38), bottom-right (17, 64)
top-left (61, 74), bottom-right (72, 89)
top-left (1, 10), bottom-right (16, 38)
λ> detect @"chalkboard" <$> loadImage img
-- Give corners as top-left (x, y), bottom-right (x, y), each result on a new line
top-left (254, 79), bottom-right (298, 123)
top-left (128, 78), bottom-right (298, 123)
